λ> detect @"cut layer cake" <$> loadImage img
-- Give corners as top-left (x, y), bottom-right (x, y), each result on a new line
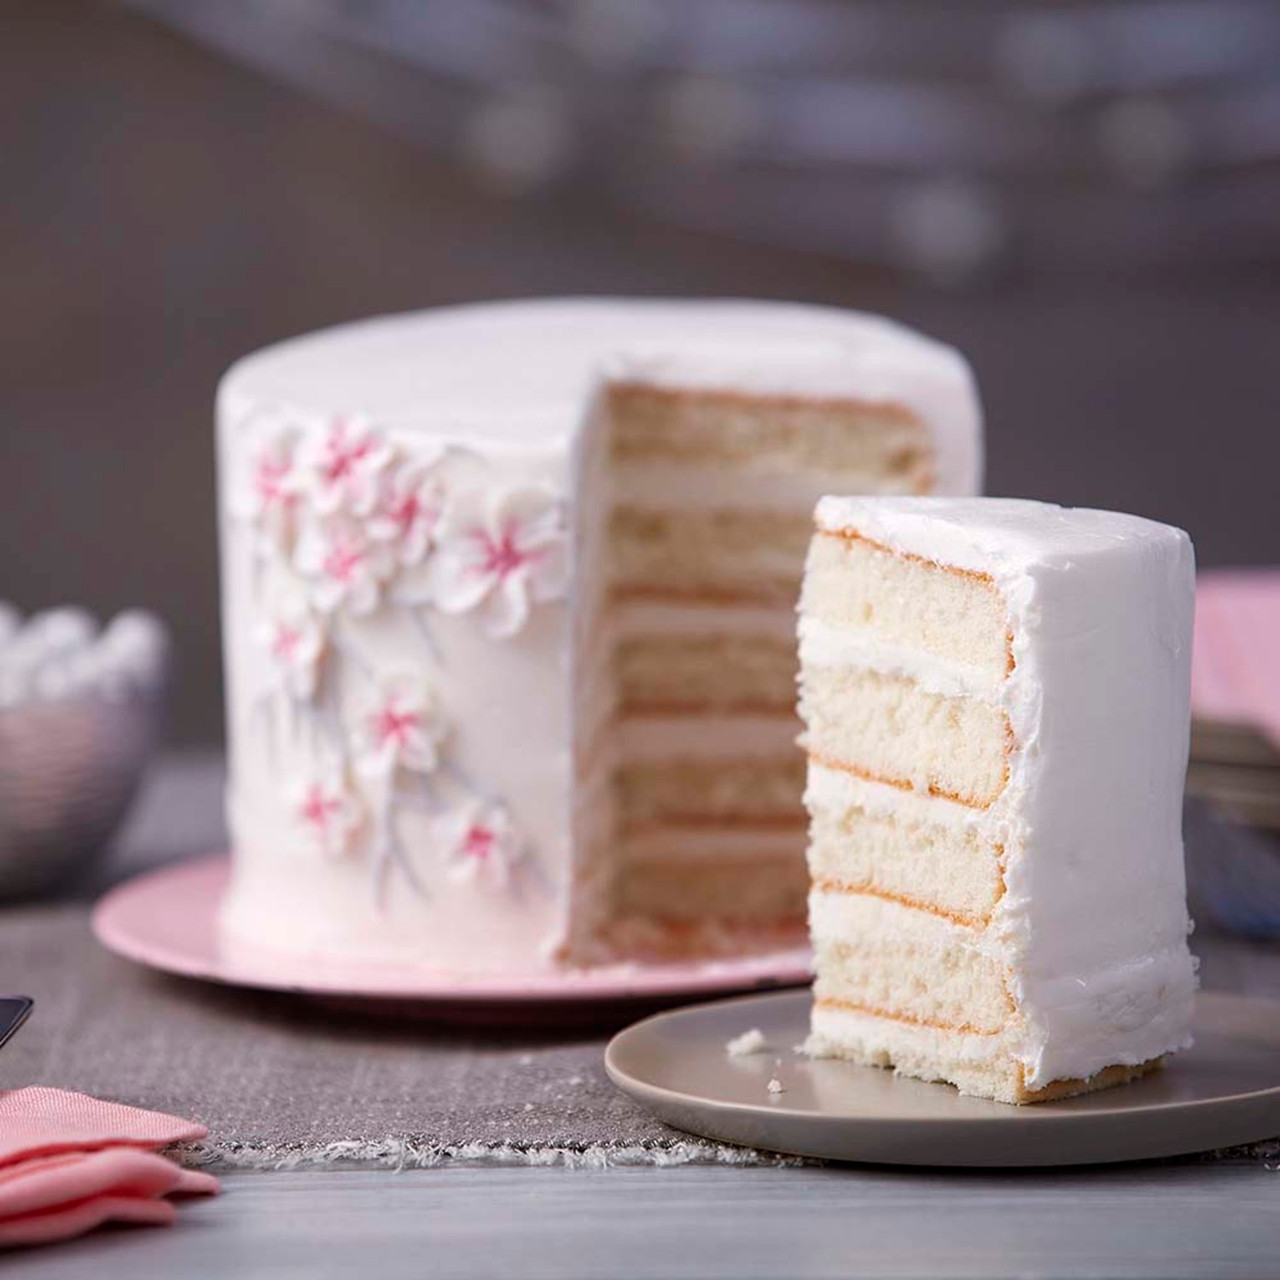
top-left (215, 300), bottom-right (981, 972)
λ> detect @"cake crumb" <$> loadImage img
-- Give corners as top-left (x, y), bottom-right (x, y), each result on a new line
top-left (767, 1077), bottom-right (784, 1096)
top-left (726, 1028), bottom-right (768, 1058)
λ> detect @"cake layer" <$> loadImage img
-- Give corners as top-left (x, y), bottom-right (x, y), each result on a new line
top-left (616, 633), bottom-right (796, 714)
top-left (606, 382), bottom-right (933, 485)
top-left (618, 755), bottom-right (805, 830)
top-left (801, 665), bottom-right (1010, 807)
top-left (612, 463), bottom-right (921, 512)
top-left (611, 507), bottom-right (810, 605)
top-left (612, 600), bottom-right (797, 643)
top-left (614, 849), bottom-right (808, 922)
top-left (807, 797), bottom-right (1003, 927)
top-left (802, 527), bottom-right (1011, 678)
top-left (808, 1004), bottom-right (1163, 1104)
top-left (810, 891), bottom-right (1012, 1035)
top-left (808, 1002), bottom-right (1020, 1101)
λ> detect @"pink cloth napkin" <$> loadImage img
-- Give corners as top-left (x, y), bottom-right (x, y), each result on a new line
top-left (1192, 569), bottom-right (1280, 745)
top-left (0, 1087), bottom-right (218, 1248)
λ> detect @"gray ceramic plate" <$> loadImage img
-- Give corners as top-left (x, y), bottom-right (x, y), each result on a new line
top-left (605, 989), bottom-right (1280, 1167)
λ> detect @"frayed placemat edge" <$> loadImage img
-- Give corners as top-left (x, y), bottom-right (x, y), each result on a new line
top-left (174, 1137), bottom-right (814, 1172)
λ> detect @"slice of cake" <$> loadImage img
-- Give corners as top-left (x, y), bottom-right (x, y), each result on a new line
top-left (798, 496), bottom-right (1197, 1102)
top-left (215, 300), bottom-right (982, 972)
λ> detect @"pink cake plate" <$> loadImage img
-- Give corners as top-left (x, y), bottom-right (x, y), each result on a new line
top-left (92, 854), bottom-right (813, 1025)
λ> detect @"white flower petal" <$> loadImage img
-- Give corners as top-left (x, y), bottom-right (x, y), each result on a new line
top-left (424, 547), bottom-right (494, 615)
top-left (491, 485), bottom-right (556, 532)
top-left (483, 571), bottom-right (530, 639)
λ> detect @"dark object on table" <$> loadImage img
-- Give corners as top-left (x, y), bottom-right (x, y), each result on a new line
top-left (0, 996), bottom-right (33, 1052)
top-left (1185, 796), bottom-right (1280, 941)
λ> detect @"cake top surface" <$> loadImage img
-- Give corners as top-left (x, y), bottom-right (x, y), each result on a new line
top-left (218, 297), bottom-right (979, 454)
top-left (815, 495), bottom-right (1190, 573)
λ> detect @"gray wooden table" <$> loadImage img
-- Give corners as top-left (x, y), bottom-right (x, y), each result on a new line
top-left (20, 752), bottom-right (1280, 1278)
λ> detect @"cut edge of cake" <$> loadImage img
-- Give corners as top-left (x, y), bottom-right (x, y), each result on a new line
top-left (567, 382), bottom-right (958, 961)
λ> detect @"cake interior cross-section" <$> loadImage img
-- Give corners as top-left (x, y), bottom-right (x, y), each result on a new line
top-left (215, 300), bottom-right (982, 973)
top-left (799, 496), bottom-right (1198, 1102)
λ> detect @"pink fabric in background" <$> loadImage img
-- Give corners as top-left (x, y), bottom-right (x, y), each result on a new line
top-left (1192, 570), bottom-right (1280, 745)
top-left (0, 1088), bottom-right (218, 1249)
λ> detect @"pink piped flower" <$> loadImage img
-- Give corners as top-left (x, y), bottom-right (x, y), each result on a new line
top-left (298, 415), bottom-right (393, 517)
top-left (294, 517), bottom-right (393, 615)
top-left (424, 486), bottom-right (568, 638)
top-left (368, 456), bottom-right (447, 569)
top-left (438, 798), bottom-right (522, 889)
top-left (254, 605), bottom-right (324, 700)
top-left (294, 769), bottom-right (362, 858)
top-left (354, 672), bottom-right (447, 778)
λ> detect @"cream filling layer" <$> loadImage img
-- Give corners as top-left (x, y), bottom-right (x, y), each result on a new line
top-left (613, 462), bottom-right (917, 514)
top-left (798, 615), bottom-right (1003, 703)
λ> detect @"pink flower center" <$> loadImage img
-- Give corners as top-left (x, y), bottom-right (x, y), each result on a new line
top-left (255, 454), bottom-right (293, 509)
top-left (273, 625), bottom-right (301, 659)
top-left (395, 493), bottom-right (419, 528)
top-left (461, 823), bottom-right (496, 861)
top-left (321, 421), bottom-right (374, 488)
top-left (322, 535), bottom-right (366, 584)
top-left (373, 703), bottom-right (419, 749)
top-left (390, 491), bottom-right (438, 540)
top-left (479, 522), bottom-right (533, 580)
top-left (301, 786), bottom-right (341, 832)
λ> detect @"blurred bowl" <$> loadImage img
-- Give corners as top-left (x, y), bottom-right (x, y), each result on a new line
top-left (0, 685), bottom-right (164, 899)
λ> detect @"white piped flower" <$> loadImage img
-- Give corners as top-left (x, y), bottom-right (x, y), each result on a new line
top-left (354, 671), bottom-right (447, 778)
top-left (424, 486), bottom-right (568, 638)
top-left (368, 455), bottom-right (447, 569)
top-left (294, 768), bottom-right (363, 859)
top-left (294, 517), bottom-right (393, 616)
top-left (438, 798), bottom-right (523, 889)
top-left (231, 421), bottom-right (304, 551)
top-left (297, 415), bottom-right (393, 517)
top-left (255, 605), bottom-right (324, 701)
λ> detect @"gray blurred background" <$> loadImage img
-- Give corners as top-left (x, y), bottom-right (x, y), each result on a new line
top-left (3, 0), bottom-right (1278, 746)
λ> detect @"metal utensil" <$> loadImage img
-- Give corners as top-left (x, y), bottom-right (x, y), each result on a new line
top-left (0, 996), bottom-right (33, 1051)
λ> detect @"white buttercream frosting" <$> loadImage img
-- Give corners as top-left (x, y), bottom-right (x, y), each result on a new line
top-left (221, 299), bottom-right (982, 489)
top-left (806, 496), bottom-right (1198, 1087)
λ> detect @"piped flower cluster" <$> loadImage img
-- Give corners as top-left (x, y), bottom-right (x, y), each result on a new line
top-left (236, 413), bottom-right (566, 632)
top-left (233, 410), bottom-right (563, 894)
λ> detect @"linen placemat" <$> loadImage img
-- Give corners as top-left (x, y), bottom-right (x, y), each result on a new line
top-left (0, 904), bottom-right (789, 1170)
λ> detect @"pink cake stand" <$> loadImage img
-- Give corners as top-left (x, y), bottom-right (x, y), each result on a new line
top-left (92, 854), bottom-right (813, 1024)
